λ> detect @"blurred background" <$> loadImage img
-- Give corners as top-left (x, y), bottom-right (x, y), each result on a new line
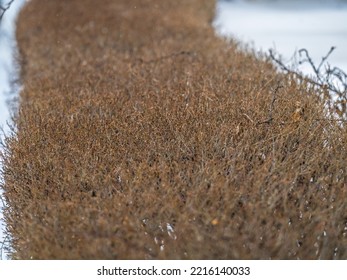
top-left (214, 0), bottom-right (347, 76)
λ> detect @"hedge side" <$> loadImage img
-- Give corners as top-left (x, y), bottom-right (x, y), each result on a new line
top-left (2, 0), bottom-right (346, 259)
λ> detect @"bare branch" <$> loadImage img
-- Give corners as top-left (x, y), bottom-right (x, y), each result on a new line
top-left (0, 0), bottom-right (15, 22)
top-left (257, 83), bottom-right (282, 125)
top-left (269, 47), bottom-right (347, 119)
top-left (316, 46), bottom-right (335, 74)
top-left (269, 48), bottom-right (347, 96)
top-left (135, 50), bottom-right (195, 65)
top-left (298, 47), bottom-right (338, 86)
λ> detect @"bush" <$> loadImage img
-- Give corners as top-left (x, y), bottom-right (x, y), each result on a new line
top-left (1, 0), bottom-right (347, 259)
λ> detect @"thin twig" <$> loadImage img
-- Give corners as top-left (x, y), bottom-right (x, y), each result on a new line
top-left (0, 0), bottom-right (15, 21)
top-left (243, 113), bottom-right (254, 124)
top-left (298, 47), bottom-right (336, 86)
top-left (269, 48), bottom-right (347, 96)
top-left (136, 51), bottom-right (195, 65)
top-left (0, 234), bottom-right (9, 260)
top-left (314, 118), bottom-right (347, 123)
top-left (0, 194), bottom-right (6, 208)
top-left (317, 46), bottom-right (335, 74)
top-left (257, 83), bottom-right (282, 125)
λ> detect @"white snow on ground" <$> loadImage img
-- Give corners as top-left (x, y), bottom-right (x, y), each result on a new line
top-left (213, 0), bottom-right (347, 76)
top-left (0, 0), bottom-right (25, 260)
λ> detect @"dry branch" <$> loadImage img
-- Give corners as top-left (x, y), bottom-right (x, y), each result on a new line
top-left (0, 0), bottom-right (15, 21)
top-left (269, 47), bottom-right (347, 119)
top-left (269, 47), bottom-right (347, 96)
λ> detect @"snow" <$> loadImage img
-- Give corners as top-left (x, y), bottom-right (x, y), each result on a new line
top-left (0, 0), bottom-right (25, 260)
top-left (213, 0), bottom-right (347, 76)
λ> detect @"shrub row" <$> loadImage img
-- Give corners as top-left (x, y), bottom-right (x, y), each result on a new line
top-left (1, 0), bottom-right (346, 259)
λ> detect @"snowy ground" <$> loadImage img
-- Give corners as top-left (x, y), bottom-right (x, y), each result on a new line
top-left (213, 0), bottom-right (347, 76)
top-left (0, 0), bottom-right (25, 260)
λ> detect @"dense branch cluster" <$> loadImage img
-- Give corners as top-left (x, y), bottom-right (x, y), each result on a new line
top-left (269, 47), bottom-right (347, 119)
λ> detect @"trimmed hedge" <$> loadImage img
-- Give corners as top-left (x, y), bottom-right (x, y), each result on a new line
top-left (1, 0), bottom-right (346, 259)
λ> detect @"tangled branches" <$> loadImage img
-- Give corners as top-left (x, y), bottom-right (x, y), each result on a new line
top-left (269, 47), bottom-right (347, 119)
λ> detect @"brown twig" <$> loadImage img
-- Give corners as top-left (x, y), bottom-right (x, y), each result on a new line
top-left (257, 84), bottom-right (282, 125)
top-left (136, 51), bottom-right (195, 65)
